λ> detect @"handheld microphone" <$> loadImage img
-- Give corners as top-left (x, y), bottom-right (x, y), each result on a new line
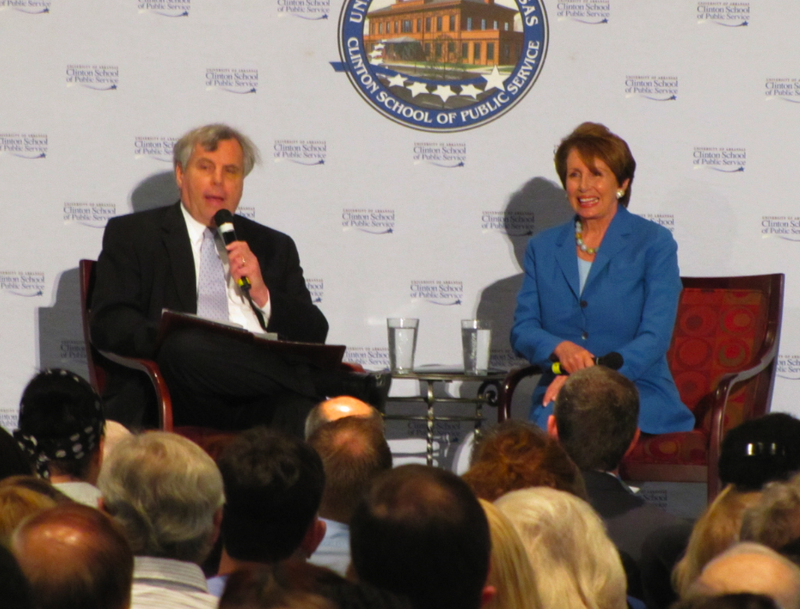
top-left (213, 209), bottom-right (251, 292)
top-left (551, 352), bottom-right (623, 375)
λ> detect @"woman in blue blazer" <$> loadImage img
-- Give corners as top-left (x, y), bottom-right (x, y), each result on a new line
top-left (511, 123), bottom-right (694, 435)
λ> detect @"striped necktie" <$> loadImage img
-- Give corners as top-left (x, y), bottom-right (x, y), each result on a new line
top-left (196, 228), bottom-right (229, 322)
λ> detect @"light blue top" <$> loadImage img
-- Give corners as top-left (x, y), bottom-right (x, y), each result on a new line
top-left (578, 257), bottom-right (592, 294)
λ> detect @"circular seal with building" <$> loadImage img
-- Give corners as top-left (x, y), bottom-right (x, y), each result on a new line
top-left (338, 0), bottom-right (548, 132)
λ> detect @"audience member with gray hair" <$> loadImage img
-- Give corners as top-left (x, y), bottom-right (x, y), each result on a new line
top-left (688, 542), bottom-right (800, 609)
top-left (741, 472), bottom-right (800, 563)
top-left (97, 431), bottom-right (224, 609)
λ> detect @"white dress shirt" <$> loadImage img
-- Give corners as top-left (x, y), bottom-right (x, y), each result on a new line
top-left (132, 556), bottom-right (218, 609)
top-left (181, 204), bottom-right (270, 333)
top-left (308, 517), bottom-right (351, 577)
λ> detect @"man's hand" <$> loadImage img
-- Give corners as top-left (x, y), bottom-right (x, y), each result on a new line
top-left (553, 340), bottom-right (595, 374)
top-left (226, 241), bottom-right (270, 308)
top-left (542, 374), bottom-right (568, 405)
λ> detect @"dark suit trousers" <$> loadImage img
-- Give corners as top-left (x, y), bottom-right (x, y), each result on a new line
top-left (156, 327), bottom-right (321, 437)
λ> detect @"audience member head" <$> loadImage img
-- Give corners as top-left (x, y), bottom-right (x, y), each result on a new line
top-left (15, 369), bottom-right (105, 483)
top-left (102, 421), bottom-right (131, 465)
top-left (350, 464), bottom-right (492, 609)
top-left (495, 486), bottom-right (627, 609)
top-left (673, 593), bottom-right (780, 609)
top-left (551, 366), bottom-right (639, 472)
top-left (689, 543), bottom-right (800, 609)
top-left (220, 565), bottom-right (336, 609)
top-left (741, 472), bottom-right (800, 562)
top-left (308, 416), bottom-right (392, 524)
top-left (555, 122), bottom-right (636, 208)
top-left (462, 419), bottom-right (587, 501)
top-left (478, 499), bottom-right (541, 609)
top-left (673, 485), bottom-right (764, 597)
top-left (217, 426), bottom-right (325, 564)
top-left (305, 397), bottom-right (381, 439)
top-left (97, 431), bottom-right (224, 564)
top-left (719, 414), bottom-right (800, 492)
top-left (0, 544), bottom-right (34, 609)
top-left (0, 427), bottom-right (32, 481)
top-left (173, 123), bottom-right (261, 177)
top-left (220, 562), bottom-right (414, 609)
top-left (0, 476), bottom-right (64, 546)
top-left (11, 503), bottom-right (133, 609)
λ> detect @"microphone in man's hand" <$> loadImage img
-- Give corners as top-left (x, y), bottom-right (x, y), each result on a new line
top-left (551, 352), bottom-right (624, 375)
top-left (213, 209), bottom-right (251, 292)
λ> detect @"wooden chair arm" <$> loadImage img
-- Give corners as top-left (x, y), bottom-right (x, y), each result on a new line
top-left (98, 350), bottom-right (174, 431)
top-left (499, 364), bottom-right (544, 422)
top-left (705, 337), bottom-right (780, 497)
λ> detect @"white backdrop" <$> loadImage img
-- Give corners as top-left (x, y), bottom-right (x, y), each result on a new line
top-left (1, 0), bottom-right (798, 447)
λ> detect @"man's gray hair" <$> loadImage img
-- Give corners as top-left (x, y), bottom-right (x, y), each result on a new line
top-left (690, 542), bottom-right (800, 609)
top-left (173, 123), bottom-right (261, 176)
top-left (97, 431), bottom-right (224, 564)
top-left (742, 473), bottom-right (800, 552)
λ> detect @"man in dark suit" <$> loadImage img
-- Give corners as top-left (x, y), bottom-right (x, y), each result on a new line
top-left (548, 366), bottom-right (693, 609)
top-left (91, 123), bottom-right (380, 433)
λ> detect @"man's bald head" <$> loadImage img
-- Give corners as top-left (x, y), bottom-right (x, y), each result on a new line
top-left (305, 396), bottom-right (380, 439)
top-left (691, 542), bottom-right (800, 609)
top-left (12, 503), bottom-right (133, 609)
top-left (308, 416), bottom-right (392, 524)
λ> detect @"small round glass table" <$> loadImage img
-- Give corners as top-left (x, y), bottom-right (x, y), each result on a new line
top-left (384, 365), bottom-right (507, 466)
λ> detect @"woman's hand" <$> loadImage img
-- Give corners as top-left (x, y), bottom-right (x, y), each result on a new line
top-left (553, 341), bottom-right (595, 374)
top-left (542, 374), bottom-right (568, 405)
top-left (541, 342), bottom-right (596, 405)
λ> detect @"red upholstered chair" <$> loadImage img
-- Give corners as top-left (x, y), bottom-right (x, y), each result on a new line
top-left (499, 274), bottom-right (784, 502)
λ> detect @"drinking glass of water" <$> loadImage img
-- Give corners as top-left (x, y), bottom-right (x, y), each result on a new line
top-left (387, 318), bottom-right (419, 373)
top-left (461, 319), bottom-right (491, 375)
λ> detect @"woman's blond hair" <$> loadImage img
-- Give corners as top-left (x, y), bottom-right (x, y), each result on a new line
top-left (479, 499), bottom-right (542, 609)
top-left (496, 487), bottom-right (626, 609)
top-left (672, 485), bottom-right (763, 597)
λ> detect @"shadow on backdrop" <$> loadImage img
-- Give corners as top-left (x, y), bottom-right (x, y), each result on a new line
top-left (38, 267), bottom-right (89, 384)
top-left (131, 171), bottom-right (179, 213)
top-left (474, 176), bottom-right (573, 420)
top-left (37, 171), bottom-right (179, 425)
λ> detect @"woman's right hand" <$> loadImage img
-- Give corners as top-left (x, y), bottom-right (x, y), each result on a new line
top-left (542, 374), bottom-right (568, 405)
top-left (553, 341), bottom-right (595, 374)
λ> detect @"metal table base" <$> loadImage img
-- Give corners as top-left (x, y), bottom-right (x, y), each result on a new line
top-left (383, 368), bottom-right (506, 466)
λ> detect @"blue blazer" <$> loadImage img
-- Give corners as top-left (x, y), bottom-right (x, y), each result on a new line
top-left (511, 206), bottom-right (695, 434)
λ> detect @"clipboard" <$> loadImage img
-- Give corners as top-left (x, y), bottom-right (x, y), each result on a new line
top-left (156, 309), bottom-right (347, 370)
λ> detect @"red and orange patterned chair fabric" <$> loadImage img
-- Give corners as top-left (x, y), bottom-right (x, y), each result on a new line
top-left (499, 274), bottom-right (784, 501)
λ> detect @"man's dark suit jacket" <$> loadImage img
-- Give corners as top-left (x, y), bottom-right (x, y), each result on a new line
top-left (90, 202), bottom-right (328, 359)
top-left (89, 203), bottom-right (328, 426)
top-left (583, 470), bottom-right (692, 609)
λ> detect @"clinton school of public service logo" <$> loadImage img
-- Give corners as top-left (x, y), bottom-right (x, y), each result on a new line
top-left (338, 0), bottom-right (547, 132)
